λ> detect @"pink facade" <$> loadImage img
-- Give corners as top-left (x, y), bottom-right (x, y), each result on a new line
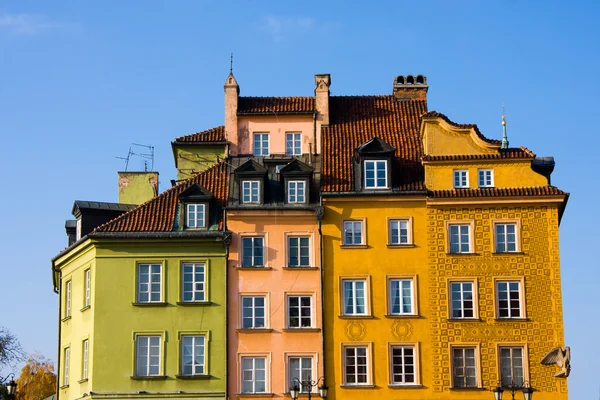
top-left (237, 116), bottom-right (316, 156)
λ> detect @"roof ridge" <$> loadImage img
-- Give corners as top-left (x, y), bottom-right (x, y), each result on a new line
top-left (239, 95), bottom-right (314, 99)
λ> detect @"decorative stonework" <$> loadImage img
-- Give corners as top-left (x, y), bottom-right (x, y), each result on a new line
top-left (344, 320), bottom-right (367, 341)
top-left (391, 320), bottom-right (413, 340)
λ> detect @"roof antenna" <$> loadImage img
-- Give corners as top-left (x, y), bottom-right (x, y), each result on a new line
top-left (501, 105), bottom-right (509, 149)
top-left (230, 53), bottom-right (233, 73)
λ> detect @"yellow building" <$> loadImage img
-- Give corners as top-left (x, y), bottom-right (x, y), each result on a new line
top-left (321, 76), bottom-right (568, 399)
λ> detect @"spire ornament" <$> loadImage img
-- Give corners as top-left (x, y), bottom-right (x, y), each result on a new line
top-left (501, 105), bottom-right (509, 149)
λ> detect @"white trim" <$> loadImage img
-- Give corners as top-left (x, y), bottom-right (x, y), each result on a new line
top-left (137, 263), bottom-right (163, 303)
top-left (364, 160), bottom-right (388, 189)
top-left (341, 343), bottom-right (372, 386)
top-left (453, 169), bottom-right (469, 188)
top-left (477, 168), bottom-right (494, 188)
top-left (181, 262), bottom-right (207, 302)
top-left (186, 203), bottom-right (206, 228)
top-left (241, 180), bottom-right (261, 204)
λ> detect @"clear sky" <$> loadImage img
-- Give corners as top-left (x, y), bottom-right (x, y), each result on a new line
top-left (1, 0), bottom-right (598, 398)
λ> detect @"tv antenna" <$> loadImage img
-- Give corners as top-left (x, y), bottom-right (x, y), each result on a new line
top-left (116, 143), bottom-right (155, 171)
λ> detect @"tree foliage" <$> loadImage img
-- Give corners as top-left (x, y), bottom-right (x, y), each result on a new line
top-left (15, 353), bottom-right (56, 400)
top-left (0, 327), bottom-right (25, 369)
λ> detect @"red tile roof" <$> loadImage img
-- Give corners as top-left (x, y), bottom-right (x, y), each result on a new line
top-left (429, 186), bottom-right (567, 198)
top-left (422, 147), bottom-right (535, 161)
top-left (322, 96), bottom-right (428, 192)
top-left (422, 111), bottom-right (502, 145)
top-left (238, 97), bottom-right (315, 115)
top-left (173, 126), bottom-right (225, 143)
top-left (94, 162), bottom-right (230, 232)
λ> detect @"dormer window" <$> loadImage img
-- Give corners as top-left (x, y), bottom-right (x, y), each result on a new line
top-left (234, 160), bottom-right (267, 205)
top-left (355, 137), bottom-right (395, 192)
top-left (242, 181), bottom-right (261, 204)
top-left (364, 160), bottom-right (388, 189)
top-left (186, 204), bottom-right (205, 228)
top-left (288, 181), bottom-right (306, 203)
top-left (279, 159), bottom-right (313, 205)
top-left (178, 184), bottom-right (214, 230)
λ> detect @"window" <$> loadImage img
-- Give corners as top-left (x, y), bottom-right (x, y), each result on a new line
top-left (253, 133), bottom-right (269, 156)
top-left (65, 280), bottom-right (72, 318)
top-left (186, 204), bottom-right (205, 228)
top-left (242, 181), bottom-right (261, 204)
top-left (76, 218), bottom-right (82, 241)
top-left (84, 269), bottom-right (91, 308)
top-left (452, 347), bottom-right (478, 388)
top-left (63, 347), bottom-right (70, 386)
top-left (137, 264), bottom-right (162, 303)
top-left (448, 223), bottom-right (471, 253)
top-left (389, 219), bottom-right (411, 245)
top-left (288, 295), bottom-right (312, 328)
top-left (342, 279), bottom-right (367, 316)
top-left (286, 133), bottom-right (302, 155)
top-left (181, 335), bottom-right (205, 375)
top-left (82, 340), bottom-right (89, 380)
top-left (242, 296), bottom-right (266, 328)
top-left (288, 181), bottom-right (306, 203)
top-left (453, 170), bottom-right (469, 188)
top-left (390, 345), bottom-right (417, 385)
top-left (450, 282), bottom-right (476, 319)
top-left (499, 346), bottom-right (525, 386)
top-left (288, 236), bottom-right (310, 267)
top-left (241, 357), bottom-right (267, 393)
top-left (343, 345), bottom-right (370, 385)
top-left (389, 278), bottom-right (414, 315)
top-left (495, 223), bottom-right (518, 252)
top-left (181, 263), bottom-right (206, 302)
top-left (364, 160), bottom-right (388, 189)
top-left (343, 220), bottom-right (364, 246)
top-left (496, 281), bottom-right (523, 318)
top-left (135, 336), bottom-right (161, 376)
top-left (242, 237), bottom-right (264, 267)
top-left (478, 169), bottom-right (494, 187)
top-left (289, 357), bottom-right (313, 391)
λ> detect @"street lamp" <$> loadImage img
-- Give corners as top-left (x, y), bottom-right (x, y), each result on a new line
top-left (0, 374), bottom-right (17, 399)
top-left (492, 381), bottom-right (534, 400)
top-left (289, 377), bottom-right (328, 400)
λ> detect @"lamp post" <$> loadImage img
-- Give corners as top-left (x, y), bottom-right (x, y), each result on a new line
top-left (492, 381), bottom-right (534, 400)
top-left (0, 373), bottom-right (17, 400)
top-left (289, 377), bottom-right (328, 400)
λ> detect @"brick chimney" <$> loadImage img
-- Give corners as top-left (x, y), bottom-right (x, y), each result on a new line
top-left (393, 75), bottom-right (428, 101)
top-left (314, 74), bottom-right (331, 154)
top-left (224, 72), bottom-right (239, 156)
top-left (118, 171), bottom-right (159, 205)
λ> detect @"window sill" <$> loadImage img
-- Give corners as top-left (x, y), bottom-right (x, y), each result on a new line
top-left (338, 315), bottom-right (374, 319)
top-left (386, 244), bottom-right (415, 248)
top-left (235, 328), bottom-right (274, 333)
top-left (449, 387), bottom-right (486, 391)
top-left (59, 385), bottom-right (69, 389)
top-left (447, 318), bottom-right (481, 322)
top-left (340, 244), bottom-right (368, 249)
top-left (235, 266), bottom-right (272, 270)
top-left (388, 384), bottom-right (422, 389)
top-left (492, 252), bottom-right (524, 255)
top-left (236, 393), bottom-right (274, 397)
top-left (176, 301), bottom-right (212, 306)
top-left (495, 318), bottom-right (529, 322)
top-left (385, 314), bottom-right (421, 319)
top-left (77, 378), bottom-right (89, 384)
top-left (61, 316), bottom-right (72, 322)
top-left (282, 328), bottom-right (321, 332)
top-left (283, 266), bottom-right (319, 270)
top-left (176, 374), bottom-right (211, 380)
top-left (340, 384), bottom-right (376, 388)
top-left (132, 302), bottom-right (169, 307)
top-left (130, 375), bottom-right (168, 380)
top-left (446, 252), bottom-right (479, 256)
top-left (80, 305), bottom-right (91, 312)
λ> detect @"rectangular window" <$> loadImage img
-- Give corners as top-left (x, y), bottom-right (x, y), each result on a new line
top-left (136, 336), bottom-right (161, 376)
top-left (343, 220), bottom-right (364, 245)
top-left (364, 160), bottom-right (388, 189)
top-left (389, 219), bottom-right (410, 245)
top-left (137, 264), bottom-right (162, 303)
top-left (449, 223), bottom-right (471, 253)
top-left (181, 335), bottom-right (205, 375)
top-left (499, 346), bottom-right (524, 386)
top-left (452, 347), bottom-right (478, 388)
top-left (186, 204), bottom-right (205, 228)
top-left (242, 237), bottom-right (264, 267)
top-left (450, 282), bottom-right (475, 319)
top-left (181, 263), bottom-right (206, 302)
top-left (496, 281), bottom-right (523, 318)
top-left (242, 296), bottom-right (266, 328)
top-left (241, 357), bottom-right (267, 393)
top-left (453, 170), bottom-right (469, 188)
top-left (495, 223), bottom-right (518, 252)
top-left (478, 169), bottom-right (494, 187)
top-left (76, 218), bottom-right (82, 241)
top-left (84, 269), bottom-right (91, 308)
top-left (65, 280), bottom-right (72, 318)
top-left (342, 279), bottom-right (367, 316)
top-left (242, 181), bottom-right (261, 204)
top-left (286, 133), bottom-right (302, 156)
top-left (82, 340), bottom-right (89, 380)
top-left (288, 295), bottom-right (312, 328)
top-left (288, 181), bottom-right (306, 203)
top-left (390, 345), bottom-right (417, 385)
top-left (344, 346), bottom-right (370, 385)
top-left (389, 279), bottom-right (414, 315)
top-left (288, 237), bottom-right (310, 267)
top-left (63, 347), bottom-right (70, 386)
top-left (289, 357), bottom-right (313, 392)
top-left (253, 133), bottom-right (269, 156)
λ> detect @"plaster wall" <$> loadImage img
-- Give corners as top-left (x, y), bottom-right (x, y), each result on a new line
top-left (173, 145), bottom-right (226, 181)
top-left (237, 116), bottom-right (315, 156)
top-left (117, 172), bottom-right (158, 205)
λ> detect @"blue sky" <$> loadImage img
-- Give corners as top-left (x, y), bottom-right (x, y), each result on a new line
top-left (1, 0), bottom-right (598, 397)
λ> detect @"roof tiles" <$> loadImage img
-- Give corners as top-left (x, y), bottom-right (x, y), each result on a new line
top-left (238, 97), bottom-right (315, 114)
top-left (429, 186), bottom-right (567, 198)
top-left (173, 126), bottom-right (225, 143)
top-left (422, 147), bottom-right (535, 161)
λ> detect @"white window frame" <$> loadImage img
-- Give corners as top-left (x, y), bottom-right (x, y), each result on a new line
top-left (364, 160), bottom-right (388, 189)
top-left (453, 170), bottom-right (469, 188)
top-left (449, 279), bottom-right (478, 319)
top-left (343, 220), bottom-right (364, 246)
top-left (287, 180), bottom-right (306, 203)
top-left (63, 347), bottom-right (70, 386)
top-left (135, 335), bottom-right (162, 377)
top-left (253, 133), bottom-right (270, 156)
top-left (240, 356), bottom-right (268, 394)
top-left (342, 343), bottom-right (372, 386)
top-left (186, 203), bottom-right (206, 228)
top-left (137, 263), bottom-right (163, 303)
top-left (286, 132), bottom-right (302, 156)
top-left (447, 221), bottom-right (474, 254)
top-left (82, 339), bottom-right (89, 380)
top-left (387, 276), bottom-right (416, 316)
top-left (84, 269), bottom-right (91, 308)
top-left (388, 218), bottom-right (412, 245)
top-left (478, 169), bottom-right (494, 188)
top-left (180, 335), bottom-right (206, 376)
top-left (498, 345), bottom-right (527, 387)
top-left (341, 278), bottom-right (369, 316)
top-left (76, 218), bottom-right (82, 241)
top-left (241, 180), bottom-right (261, 204)
top-left (287, 236), bottom-right (311, 267)
top-left (181, 262), bottom-right (206, 302)
top-left (494, 220), bottom-right (520, 253)
top-left (388, 343), bottom-right (420, 386)
top-left (451, 345), bottom-right (480, 388)
top-left (287, 355), bottom-right (314, 392)
top-left (241, 236), bottom-right (265, 267)
top-left (495, 278), bottom-right (525, 319)
top-left (287, 294), bottom-right (313, 328)
top-left (241, 295), bottom-right (267, 329)
top-left (65, 280), bottom-right (72, 318)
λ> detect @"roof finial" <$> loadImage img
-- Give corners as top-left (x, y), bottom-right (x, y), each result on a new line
top-left (501, 104), bottom-right (509, 149)
top-left (230, 53), bottom-right (233, 73)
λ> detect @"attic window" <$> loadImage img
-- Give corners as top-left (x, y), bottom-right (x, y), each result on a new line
top-left (288, 181), bottom-right (306, 203)
top-left (186, 204), bottom-right (206, 228)
top-left (364, 160), bottom-right (388, 189)
top-left (76, 219), bottom-right (82, 241)
top-left (242, 181), bottom-right (261, 204)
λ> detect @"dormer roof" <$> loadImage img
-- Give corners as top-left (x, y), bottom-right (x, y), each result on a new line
top-left (178, 183), bottom-right (214, 202)
top-left (356, 137), bottom-right (396, 157)
top-left (234, 159), bottom-right (268, 177)
top-left (280, 158), bottom-right (313, 177)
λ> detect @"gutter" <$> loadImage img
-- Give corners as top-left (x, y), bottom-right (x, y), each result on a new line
top-left (222, 209), bottom-right (230, 399)
top-left (53, 263), bottom-right (61, 400)
top-left (88, 231), bottom-right (226, 239)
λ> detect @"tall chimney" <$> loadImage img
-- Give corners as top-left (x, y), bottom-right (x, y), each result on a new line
top-left (393, 75), bottom-right (428, 102)
top-left (314, 74), bottom-right (331, 155)
top-left (118, 171), bottom-right (159, 205)
top-left (224, 72), bottom-right (240, 156)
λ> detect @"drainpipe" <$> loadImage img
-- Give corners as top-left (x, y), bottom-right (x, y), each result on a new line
top-left (53, 264), bottom-right (62, 400)
top-left (222, 208), bottom-right (231, 400)
top-left (312, 112), bottom-right (317, 156)
top-left (317, 199), bottom-right (325, 381)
